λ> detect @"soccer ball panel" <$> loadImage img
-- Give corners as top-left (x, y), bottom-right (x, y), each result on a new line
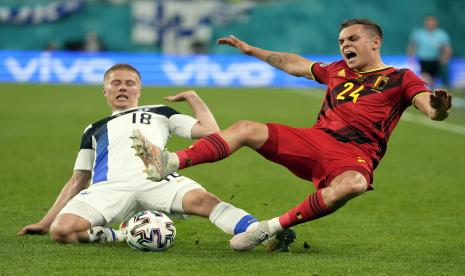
top-left (125, 210), bottom-right (176, 252)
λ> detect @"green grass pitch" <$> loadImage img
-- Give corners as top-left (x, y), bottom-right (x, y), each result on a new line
top-left (1, 83), bottom-right (464, 275)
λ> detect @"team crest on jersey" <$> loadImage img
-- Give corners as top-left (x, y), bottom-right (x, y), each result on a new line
top-left (373, 76), bottom-right (389, 91)
top-left (337, 69), bottom-right (345, 77)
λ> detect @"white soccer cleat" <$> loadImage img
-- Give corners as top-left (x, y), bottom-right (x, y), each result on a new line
top-left (90, 226), bottom-right (125, 242)
top-left (130, 129), bottom-right (174, 181)
top-left (229, 221), bottom-right (272, 251)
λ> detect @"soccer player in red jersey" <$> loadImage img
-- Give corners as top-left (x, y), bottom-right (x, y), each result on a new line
top-left (131, 19), bottom-right (452, 251)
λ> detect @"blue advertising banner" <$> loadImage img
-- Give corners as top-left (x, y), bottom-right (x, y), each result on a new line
top-left (0, 51), bottom-right (463, 87)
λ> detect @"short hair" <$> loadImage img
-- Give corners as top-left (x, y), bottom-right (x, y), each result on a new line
top-left (340, 19), bottom-right (383, 40)
top-left (103, 63), bottom-right (141, 82)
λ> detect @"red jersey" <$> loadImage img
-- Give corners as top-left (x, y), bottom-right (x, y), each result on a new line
top-left (310, 60), bottom-right (430, 169)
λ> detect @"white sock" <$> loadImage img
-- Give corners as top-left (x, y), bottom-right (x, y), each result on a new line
top-left (87, 226), bottom-right (123, 243)
top-left (267, 217), bottom-right (284, 235)
top-left (209, 202), bottom-right (258, 235)
top-left (167, 152), bottom-right (180, 172)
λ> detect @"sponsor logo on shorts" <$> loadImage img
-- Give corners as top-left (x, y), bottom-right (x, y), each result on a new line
top-left (80, 191), bottom-right (91, 196)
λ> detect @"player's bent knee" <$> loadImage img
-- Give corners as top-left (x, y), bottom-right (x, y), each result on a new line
top-left (50, 213), bottom-right (89, 243)
top-left (329, 171), bottom-right (368, 202)
top-left (230, 120), bottom-right (263, 136)
top-left (229, 120), bottom-right (267, 148)
top-left (50, 221), bottom-right (74, 243)
top-left (346, 181), bottom-right (367, 196)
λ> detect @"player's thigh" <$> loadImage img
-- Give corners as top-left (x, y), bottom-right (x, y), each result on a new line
top-left (65, 183), bottom-right (138, 226)
top-left (137, 174), bottom-right (205, 215)
top-left (257, 124), bottom-right (323, 181)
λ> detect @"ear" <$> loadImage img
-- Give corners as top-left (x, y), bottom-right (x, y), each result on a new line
top-left (103, 87), bottom-right (107, 97)
top-left (374, 36), bottom-right (382, 50)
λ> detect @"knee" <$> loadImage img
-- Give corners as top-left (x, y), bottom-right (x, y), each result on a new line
top-left (230, 120), bottom-right (261, 138)
top-left (343, 181), bottom-right (367, 197)
top-left (228, 120), bottom-right (267, 148)
top-left (50, 220), bottom-right (74, 243)
top-left (328, 173), bottom-right (368, 203)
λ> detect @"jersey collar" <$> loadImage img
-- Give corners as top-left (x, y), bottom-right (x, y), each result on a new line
top-left (112, 106), bottom-right (139, 116)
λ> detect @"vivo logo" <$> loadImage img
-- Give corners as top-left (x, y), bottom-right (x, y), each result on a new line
top-left (4, 52), bottom-right (114, 83)
top-left (162, 57), bottom-right (274, 86)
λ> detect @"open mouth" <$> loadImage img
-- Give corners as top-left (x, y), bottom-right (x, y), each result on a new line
top-left (116, 95), bottom-right (128, 100)
top-left (345, 51), bottom-right (357, 60)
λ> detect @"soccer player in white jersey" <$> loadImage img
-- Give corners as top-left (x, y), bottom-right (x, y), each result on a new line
top-left (18, 63), bottom-right (295, 251)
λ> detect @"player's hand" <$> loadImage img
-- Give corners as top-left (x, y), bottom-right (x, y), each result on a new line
top-left (18, 223), bottom-right (49, 236)
top-left (216, 35), bottom-right (253, 55)
top-left (430, 89), bottom-right (452, 111)
top-left (164, 90), bottom-right (198, 102)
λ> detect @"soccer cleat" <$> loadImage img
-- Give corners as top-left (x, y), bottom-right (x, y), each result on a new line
top-left (90, 226), bottom-right (125, 242)
top-left (263, 228), bottom-right (296, 253)
top-left (229, 221), bottom-right (272, 251)
top-left (130, 129), bottom-right (174, 181)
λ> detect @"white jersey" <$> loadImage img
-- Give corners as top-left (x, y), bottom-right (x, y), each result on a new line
top-left (73, 105), bottom-right (197, 185)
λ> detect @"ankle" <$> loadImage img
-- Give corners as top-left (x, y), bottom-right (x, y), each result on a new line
top-left (267, 218), bottom-right (283, 235)
top-left (168, 152), bottom-right (180, 171)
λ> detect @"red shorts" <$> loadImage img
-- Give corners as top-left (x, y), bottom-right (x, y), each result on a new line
top-left (256, 123), bottom-right (374, 190)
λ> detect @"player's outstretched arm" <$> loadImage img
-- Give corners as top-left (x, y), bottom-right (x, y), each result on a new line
top-left (165, 90), bottom-right (220, 139)
top-left (413, 89), bottom-right (452, 121)
top-left (217, 35), bottom-right (314, 78)
top-left (18, 170), bottom-right (91, 236)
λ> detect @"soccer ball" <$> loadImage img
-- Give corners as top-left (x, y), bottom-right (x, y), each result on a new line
top-left (124, 210), bottom-right (176, 252)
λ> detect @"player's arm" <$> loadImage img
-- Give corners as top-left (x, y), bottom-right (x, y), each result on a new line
top-left (217, 35), bottom-right (314, 79)
top-left (18, 170), bottom-right (91, 235)
top-left (165, 90), bottom-right (220, 138)
top-left (406, 32), bottom-right (416, 58)
top-left (413, 89), bottom-right (452, 121)
top-left (440, 43), bottom-right (452, 65)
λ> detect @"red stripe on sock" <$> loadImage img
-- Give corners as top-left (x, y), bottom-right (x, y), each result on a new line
top-left (176, 133), bottom-right (230, 169)
top-left (278, 189), bottom-right (333, 228)
top-left (205, 135), bottom-right (225, 159)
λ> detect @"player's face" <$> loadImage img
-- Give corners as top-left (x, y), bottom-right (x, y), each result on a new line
top-left (424, 16), bottom-right (438, 31)
top-left (338, 24), bottom-right (381, 72)
top-left (103, 69), bottom-right (141, 111)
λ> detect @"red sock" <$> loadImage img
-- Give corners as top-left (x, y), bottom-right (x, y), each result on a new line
top-left (176, 133), bottom-right (231, 169)
top-left (278, 189), bottom-right (333, 228)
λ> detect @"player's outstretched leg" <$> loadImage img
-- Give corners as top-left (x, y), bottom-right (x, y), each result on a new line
top-left (231, 171), bottom-right (368, 251)
top-left (131, 121), bottom-right (268, 182)
top-left (130, 129), bottom-right (178, 181)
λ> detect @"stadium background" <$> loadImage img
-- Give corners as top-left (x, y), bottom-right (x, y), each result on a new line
top-left (1, 0), bottom-right (464, 275)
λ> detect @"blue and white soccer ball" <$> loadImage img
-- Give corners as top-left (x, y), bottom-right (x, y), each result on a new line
top-left (124, 210), bottom-right (176, 252)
